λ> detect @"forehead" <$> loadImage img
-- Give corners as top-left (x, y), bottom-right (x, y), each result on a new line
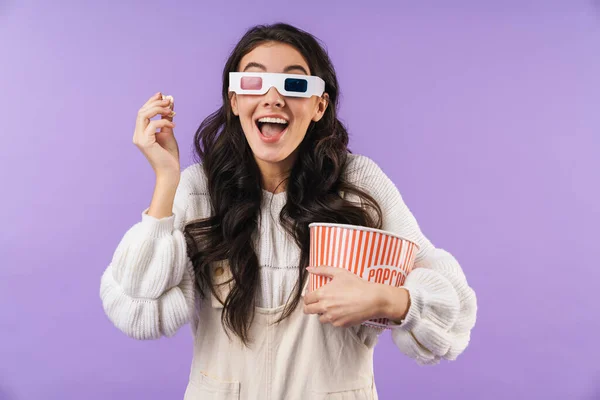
top-left (238, 42), bottom-right (310, 74)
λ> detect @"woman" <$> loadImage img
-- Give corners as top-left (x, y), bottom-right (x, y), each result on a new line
top-left (100, 23), bottom-right (477, 399)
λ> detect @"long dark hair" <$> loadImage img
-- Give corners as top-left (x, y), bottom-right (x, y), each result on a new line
top-left (183, 23), bottom-right (383, 346)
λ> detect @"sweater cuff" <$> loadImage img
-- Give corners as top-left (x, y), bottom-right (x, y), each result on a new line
top-left (141, 207), bottom-right (176, 238)
top-left (388, 285), bottom-right (423, 331)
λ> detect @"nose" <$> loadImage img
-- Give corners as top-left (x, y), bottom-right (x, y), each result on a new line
top-left (262, 86), bottom-right (285, 108)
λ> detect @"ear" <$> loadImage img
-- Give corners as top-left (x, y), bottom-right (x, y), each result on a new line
top-left (229, 92), bottom-right (239, 116)
top-left (311, 92), bottom-right (330, 122)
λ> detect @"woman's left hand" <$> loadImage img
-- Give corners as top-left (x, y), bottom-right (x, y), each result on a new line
top-left (303, 266), bottom-right (386, 327)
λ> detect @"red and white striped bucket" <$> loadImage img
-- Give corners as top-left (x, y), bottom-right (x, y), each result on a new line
top-left (308, 223), bottom-right (419, 329)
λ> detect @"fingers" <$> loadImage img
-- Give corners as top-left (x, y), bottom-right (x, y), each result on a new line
top-left (141, 92), bottom-right (174, 114)
top-left (145, 119), bottom-right (175, 136)
top-left (133, 93), bottom-right (177, 146)
top-left (143, 98), bottom-right (173, 111)
top-left (147, 97), bottom-right (173, 110)
top-left (304, 298), bottom-right (340, 325)
top-left (303, 291), bottom-right (320, 305)
top-left (134, 119), bottom-right (176, 147)
top-left (319, 314), bottom-right (333, 324)
top-left (161, 94), bottom-right (174, 110)
top-left (160, 95), bottom-right (175, 122)
top-left (142, 92), bottom-right (163, 109)
top-left (306, 266), bottom-right (338, 278)
top-left (304, 302), bottom-right (326, 315)
top-left (138, 106), bottom-right (175, 122)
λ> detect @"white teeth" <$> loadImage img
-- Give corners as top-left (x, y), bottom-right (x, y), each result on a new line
top-left (257, 117), bottom-right (288, 125)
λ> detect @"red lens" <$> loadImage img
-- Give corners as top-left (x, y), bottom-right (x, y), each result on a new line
top-left (240, 76), bottom-right (262, 90)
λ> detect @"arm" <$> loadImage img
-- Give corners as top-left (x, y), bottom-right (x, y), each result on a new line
top-left (347, 155), bottom-right (478, 365)
top-left (381, 248), bottom-right (477, 365)
top-left (99, 166), bottom-right (199, 340)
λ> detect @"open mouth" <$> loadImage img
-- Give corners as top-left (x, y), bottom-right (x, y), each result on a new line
top-left (255, 117), bottom-right (289, 139)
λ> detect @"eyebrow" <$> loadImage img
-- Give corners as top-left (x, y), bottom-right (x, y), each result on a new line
top-left (242, 62), bottom-right (309, 75)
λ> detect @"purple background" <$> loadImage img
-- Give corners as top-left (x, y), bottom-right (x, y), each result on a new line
top-left (1, 1), bottom-right (599, 399)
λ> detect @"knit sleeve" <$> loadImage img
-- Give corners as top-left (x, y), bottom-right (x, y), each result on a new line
top-left (345, 154), bottom-right (477, 366)
top-left (99, 166), bottom-right (200, 340)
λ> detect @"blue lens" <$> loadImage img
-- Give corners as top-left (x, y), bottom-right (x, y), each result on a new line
top-left (284, 78), bottom-right (308, 92)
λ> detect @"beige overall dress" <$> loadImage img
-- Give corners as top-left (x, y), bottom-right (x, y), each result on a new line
top-left (183, 262), bottom-right (383, 400)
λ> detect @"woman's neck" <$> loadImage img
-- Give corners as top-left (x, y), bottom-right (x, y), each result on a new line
top-left (255, 156), bottom-right (295, 194)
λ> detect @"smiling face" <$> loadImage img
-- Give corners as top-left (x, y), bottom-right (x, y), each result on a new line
top-left (230, 41), bottom-right (329, 175)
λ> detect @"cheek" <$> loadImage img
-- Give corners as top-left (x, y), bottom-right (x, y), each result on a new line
top-left (236, 96), bottom-right (257, 116)
top-left (289, 102), bottom-right (317, 126)
top-left (236, 99), bottom-right (258, 129)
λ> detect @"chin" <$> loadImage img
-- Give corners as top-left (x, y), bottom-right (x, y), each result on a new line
top-left (253, 148), bottom-right (294, 164)
top-left (243, 128), bottom-right (303, 166)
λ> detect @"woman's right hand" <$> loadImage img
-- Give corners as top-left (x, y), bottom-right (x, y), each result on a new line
top-left (133, 92), bottom-right (180, 179)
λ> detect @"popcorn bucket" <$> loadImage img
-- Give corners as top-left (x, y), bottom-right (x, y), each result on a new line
top-left (308, 223), bottom-right (420, 329)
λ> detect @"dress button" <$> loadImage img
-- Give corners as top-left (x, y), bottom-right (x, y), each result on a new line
top-left (214, 266), bottom-right (224, 277)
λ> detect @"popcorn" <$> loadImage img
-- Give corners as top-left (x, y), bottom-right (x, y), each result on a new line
top-left (161, 94), bottom-right (174, 110)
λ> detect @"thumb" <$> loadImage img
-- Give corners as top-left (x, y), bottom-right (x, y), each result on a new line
top-left (159, 95), bottom-right (175, 131)
top-left (157, 100), bottom-right (176, 144)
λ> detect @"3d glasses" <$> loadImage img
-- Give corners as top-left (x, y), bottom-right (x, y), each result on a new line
top-left (229, 72), bottom-right (325, 98)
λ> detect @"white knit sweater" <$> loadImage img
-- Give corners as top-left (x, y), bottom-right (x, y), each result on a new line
top-left (100, 153), bottom-right (477, 366)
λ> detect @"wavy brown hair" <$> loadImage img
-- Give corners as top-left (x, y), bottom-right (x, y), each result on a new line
top-left (183, 23), bottom-right (383, 346)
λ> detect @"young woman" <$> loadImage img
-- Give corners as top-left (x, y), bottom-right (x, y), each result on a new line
top-left (100, 23), bottom-right (477, 399)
